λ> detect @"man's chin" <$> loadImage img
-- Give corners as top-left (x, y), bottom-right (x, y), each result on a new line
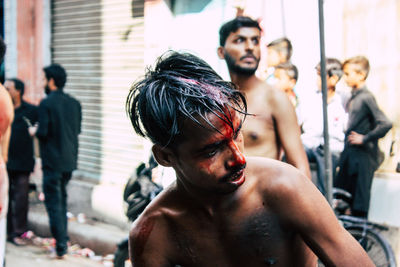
top-left (233, 66), bottom-right (257, 76)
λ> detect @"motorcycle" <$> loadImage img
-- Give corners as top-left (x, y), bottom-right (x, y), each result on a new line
top-left (114, 155), bottom-right (163, 267)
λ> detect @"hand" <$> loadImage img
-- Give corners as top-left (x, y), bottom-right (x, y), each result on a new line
top-left (28, 123), bottom-right (39, 137)
top-left (348, 131), bottom-right (364, 145)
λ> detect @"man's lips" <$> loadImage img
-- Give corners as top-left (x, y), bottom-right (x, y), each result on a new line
top-left (228, 169), bottom-right (244, 182)
top-left (230, 169), bottom-right (245, 186)
top-left (221, 165), bottom-right (246, 184)
top-left (241, 54), bottom-right (257, 61)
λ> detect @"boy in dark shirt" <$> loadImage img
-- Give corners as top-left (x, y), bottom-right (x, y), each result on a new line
top-left (335, 56), bottom-right (392, 218)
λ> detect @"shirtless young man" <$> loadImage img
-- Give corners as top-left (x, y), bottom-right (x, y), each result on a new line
top-left (126, 51), bottom-right (373, 267)
top-left (217, 17), bottom-right (311, 178)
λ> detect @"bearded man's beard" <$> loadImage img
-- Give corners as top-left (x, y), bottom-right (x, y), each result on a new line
top-left (224, 52), bottom-right (259, 76)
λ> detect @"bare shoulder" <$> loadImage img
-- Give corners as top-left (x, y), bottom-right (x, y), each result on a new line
top-left (0, 84), bottom-right (11, 105)
top-left (260, 82), bottom-right (294, 117)
top-left (129, 186), bottom-right (181, 265)
top-left (258, 82), bottom-right (288, 103)
top-left (246, 157), bottom-right (312, 202)
top-left (130, 184), bottom-right (179, 238)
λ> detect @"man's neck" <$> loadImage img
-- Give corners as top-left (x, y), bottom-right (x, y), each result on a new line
top-left (176, 178), bottom-right (232, 217)
top-left (352, 81), bottom-right (365, 92)
top-left (14, 98), bottom-right (21, 109)
top-left (327, 87), bottom-right (336, 103)
top-left (230, 72), bottom-right (260, 93)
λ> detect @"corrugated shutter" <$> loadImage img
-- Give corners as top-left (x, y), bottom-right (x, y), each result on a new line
top-left (51, 0), bottom-right (145, 183)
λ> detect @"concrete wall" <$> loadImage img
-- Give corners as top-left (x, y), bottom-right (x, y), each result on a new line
top-left (4, 0), bottom-right (50, 105)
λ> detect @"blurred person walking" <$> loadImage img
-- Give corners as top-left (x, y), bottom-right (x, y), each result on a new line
top-left (0, 36), bottom-right (14, 267)
top-left (30, 64), bottom-right (82, 259)
top-left (5, 78), bottom-right (38, 246)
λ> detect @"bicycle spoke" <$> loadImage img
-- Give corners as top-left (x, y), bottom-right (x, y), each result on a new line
top-left (347, 227), bottom-right (395, 267)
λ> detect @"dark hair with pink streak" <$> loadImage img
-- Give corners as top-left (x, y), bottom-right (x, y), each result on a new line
top-left (126, 51), bottom-right (248, 148)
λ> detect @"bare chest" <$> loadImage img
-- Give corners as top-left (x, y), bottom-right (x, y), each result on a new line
top-left (242, 105), bottom-right (279, 158)
top-left (169, 206), bottom-right (300, 266)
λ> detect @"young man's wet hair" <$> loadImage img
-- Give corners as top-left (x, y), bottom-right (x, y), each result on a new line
top-left (267, 37), bottom-right (293, 62)
top-left (316, 58), bottom-right (343, 79)
top-left (126, 51), bottom-right (247, 148)
top-left (275, 62), bottom-right (298, 81)
top-left (219, 16), bottom-right (261, 47)
top-left (43, 64), bottom-right (67, 89)
top-left (343, 56), bottom-right (370, 80)
top-left (8, 78), bottom-right (25, 96)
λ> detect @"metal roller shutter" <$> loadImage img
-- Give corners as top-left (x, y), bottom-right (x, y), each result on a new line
top-left (51, 0), bottom-right (145, 183)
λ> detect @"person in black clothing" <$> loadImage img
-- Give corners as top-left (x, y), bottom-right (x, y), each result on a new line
top-left (32, 64), bottom-right (82, 258)
top-left (4, 78), bottom-right (38, 246)
top-left (335, 56), bottom-right (392, 218)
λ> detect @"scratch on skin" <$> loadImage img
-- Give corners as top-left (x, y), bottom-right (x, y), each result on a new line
top-left (133, 219), bottom-right (155, 260)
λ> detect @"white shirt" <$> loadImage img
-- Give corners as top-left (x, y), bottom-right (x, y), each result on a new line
top-left (300, 91), bottom-right (348, 153)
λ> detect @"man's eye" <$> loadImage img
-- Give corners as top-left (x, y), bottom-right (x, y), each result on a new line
top-left (235, 38), bottom-right (244, 43)
top-left (205, 149), bottom-right (218, 158)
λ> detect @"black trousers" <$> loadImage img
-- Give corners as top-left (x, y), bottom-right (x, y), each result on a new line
top-left (7, 170), bottom-right (30, 239)
top-left (335, 146), bottom-right (375, 215)
top-left (42, 169), bottom-right (71, 256)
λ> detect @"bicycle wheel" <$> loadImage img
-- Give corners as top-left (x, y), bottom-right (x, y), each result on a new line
top-left (347, 226), bottom-right (397, 267)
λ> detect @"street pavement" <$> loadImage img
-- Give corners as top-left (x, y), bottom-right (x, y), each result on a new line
top-left (5, 241), bottom-right (113, 267)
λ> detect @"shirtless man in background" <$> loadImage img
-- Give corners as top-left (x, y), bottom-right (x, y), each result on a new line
top-left (217, 17), bottom-right (310, 178)
top-left (126, 51), bottom-right (373, 267)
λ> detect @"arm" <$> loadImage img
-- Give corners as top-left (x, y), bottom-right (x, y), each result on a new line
top-left (130, 215), bottom-right (172, 267)
top-left (0, 85), bottom-right (13, 136)
top-left (1, 126), bottom-right (11, 162)
top-left (268, 166), bottom-right (374, 266)
top-left (35, 101), bottom-right (50, 139)
top-left (270, 89), bottom-right (311, 179)
top-left (0, 85), bottom-right (13, 218)
top-left (348, 95), bottom-right (392, 145)
top-left (362, 95), bottom-right (392, 143)
top-left (0, 85), bottom-right (13, 161)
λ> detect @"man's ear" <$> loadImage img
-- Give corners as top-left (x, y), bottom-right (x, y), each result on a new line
top-left (152, 144), bottom-right (175, 167)
top-left (48, 78), bottom-right (57, 90)
top-left (217, 47), bottom-right (225, 59)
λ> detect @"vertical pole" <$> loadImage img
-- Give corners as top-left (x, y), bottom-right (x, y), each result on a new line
top-left (281, 0), bottom-right (286, 36)
top-left (318, 0), bottom-right (333, 205)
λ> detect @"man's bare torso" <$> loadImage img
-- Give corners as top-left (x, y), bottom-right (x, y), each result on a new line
top-left (135, 159), bottom-right (316, 267)
top-left (241, 84), bottom-right (280, 159)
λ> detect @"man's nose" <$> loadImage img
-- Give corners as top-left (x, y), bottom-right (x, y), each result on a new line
top-left (245, 40), bottom-right (254, 51)
top-left (226, 141), bottom-right (245, 168)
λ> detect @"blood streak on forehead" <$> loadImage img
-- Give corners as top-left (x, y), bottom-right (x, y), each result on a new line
top-left (179, 77), bottom-right (228, 105)
top-left (215, 107), bottom-right (241, 135)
